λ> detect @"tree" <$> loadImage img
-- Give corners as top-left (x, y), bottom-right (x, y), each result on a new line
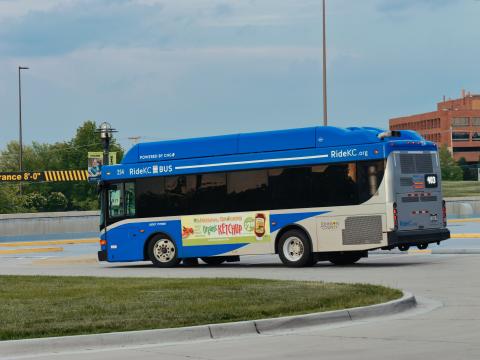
top-left (55, 120), bottom-right (123, 210)
top-left (0, 120), bottom-right (124, 213)
top-left (439, 145), bottom-right (463, 181)
top-left (0, 184), bottom-right (25, 213)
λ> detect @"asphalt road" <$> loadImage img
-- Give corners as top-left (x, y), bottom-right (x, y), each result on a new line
top-left (1, 221), bottom-right (480, 359)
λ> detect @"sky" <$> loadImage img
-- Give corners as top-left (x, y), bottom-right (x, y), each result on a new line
top-left (0, 0), bottom-right (479, 151)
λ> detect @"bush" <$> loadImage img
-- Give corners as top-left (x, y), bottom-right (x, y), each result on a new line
top-left (46, 192), bottom-right (68, 212)
top-left (22, 192), bottom-right (48, 212)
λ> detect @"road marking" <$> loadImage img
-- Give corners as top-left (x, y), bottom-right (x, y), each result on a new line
top-left (408, 249), bottom-right (432, 254)
top-left (32, 255), bottom-right (98, 265)
top-left (451, 233), bottom-right (480, 239)
top-left (0, 247), bottom-right (64, 255)
top-left (0, 238), bottom-right (99, 247)
top-left (448, 218), bottom-right (480, 223)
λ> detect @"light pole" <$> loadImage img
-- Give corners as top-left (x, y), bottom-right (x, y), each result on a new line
top-left (18, 66), bottom-right (29, 174)
top-left (18, 66), bottom-right (29, 195)
top-left (96, 122), bottom-right (117, 166)
top-left (322, 0), bottom-right (328, 126)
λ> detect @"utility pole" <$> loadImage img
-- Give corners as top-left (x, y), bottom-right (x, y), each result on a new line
top-left (322, 0), bottom-right (328, 126)
top-left (18, 66), bottom-right (29, 194)
top-left (128, 136), bottom-right (142, 147)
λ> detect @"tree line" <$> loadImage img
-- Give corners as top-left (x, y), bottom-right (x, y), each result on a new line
top-left (0, 121), bottom-right (123, 214)
top-left (439, 145), bottom-right (479, 181)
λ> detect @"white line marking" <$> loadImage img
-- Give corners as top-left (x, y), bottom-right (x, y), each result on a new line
top-left (175, 154), bottom-right (329, 170)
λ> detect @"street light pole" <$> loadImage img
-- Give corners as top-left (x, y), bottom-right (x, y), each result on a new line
top-left (96, 122), bottom-right (117, 167)
top-left (18, 66), bottom-right (29, 174)
top-left (18, 66), bottom-right (29, 195)
top-left (322, 0), bottom-right (328, 126)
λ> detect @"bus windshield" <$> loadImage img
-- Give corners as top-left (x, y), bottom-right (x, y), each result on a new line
top-left (106, 182), bottom-right (136, 221)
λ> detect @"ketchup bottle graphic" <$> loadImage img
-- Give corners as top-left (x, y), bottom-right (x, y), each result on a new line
top-left (254, 213), bottom-right (266, 240)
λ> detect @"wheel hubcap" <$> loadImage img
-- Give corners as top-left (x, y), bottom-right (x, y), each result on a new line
top-left (283, 236), bottom-right (304, 262)
top-left (153, 239), bottom-right (176, 263)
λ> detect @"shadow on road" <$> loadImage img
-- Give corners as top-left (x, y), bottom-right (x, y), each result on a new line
top-left (106, 259), bottom-right (432, 270)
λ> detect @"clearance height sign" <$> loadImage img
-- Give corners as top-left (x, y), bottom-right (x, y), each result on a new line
top-left (181, 212), bottom-right (271, 246)
top-left (0, 170), bottom-right (89, 183)
top-left (0, 172), bottom-right (44, 182)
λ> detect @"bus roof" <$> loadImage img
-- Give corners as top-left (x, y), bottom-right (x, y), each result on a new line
top-left (121, 126), bottom-right (424, 164)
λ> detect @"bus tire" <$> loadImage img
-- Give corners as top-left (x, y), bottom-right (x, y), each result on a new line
top-left (148, 234), bottom-right (181, 268)
top-left (329, 253), bottom-right (362, 266)
top-left (201, 257), bottom-right (226, 265)
top-left (278, 229), bottom-right (313, 267)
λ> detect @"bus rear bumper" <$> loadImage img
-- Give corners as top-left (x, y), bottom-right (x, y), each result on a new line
top-left (97, 250), bottom-right (107, 262)
top-left (387, 228), bottom-right (450, 247)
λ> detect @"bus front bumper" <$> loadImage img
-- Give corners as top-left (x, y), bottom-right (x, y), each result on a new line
top-left (98, 250), bottom-right (107, 262)
top-left (387, 228), bottom-right (450, 247)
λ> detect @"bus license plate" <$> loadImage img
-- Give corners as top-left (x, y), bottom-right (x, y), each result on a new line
top-left (430, 214), bottom-right (438, 222)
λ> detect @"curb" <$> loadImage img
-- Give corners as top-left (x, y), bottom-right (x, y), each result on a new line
top-left (373, 249), bottom-right (480, 255)
top-left (0, 292), bottom-right (416, 358)
top-left (432, 249), bottom-right (480, 254)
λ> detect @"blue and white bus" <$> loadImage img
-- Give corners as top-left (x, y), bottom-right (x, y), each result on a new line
top-left (97, 126), bottom-right (450, 267)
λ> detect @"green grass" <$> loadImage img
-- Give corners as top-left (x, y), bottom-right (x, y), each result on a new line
top-left (443, 181), bottom-right (480, 198)
top-left (0, 276), bottom-right (401, 340)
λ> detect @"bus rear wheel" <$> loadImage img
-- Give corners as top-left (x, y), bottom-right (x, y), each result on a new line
top-left (148, 235), bottom-right (181, 268)
top-left (278, 230), bottom-right (313, 267)
top-left (329, 253), bottom-right (362, 266)
top-left (201, 257), bottom-right (226, 265)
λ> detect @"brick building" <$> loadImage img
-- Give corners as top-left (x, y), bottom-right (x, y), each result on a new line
top-left (389, 91), bottom-right (480, 163)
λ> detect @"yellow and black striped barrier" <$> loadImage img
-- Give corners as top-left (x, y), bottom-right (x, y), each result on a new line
top-left (44, 170), bottom-right (89, 182)
top-left (0, 170), bottom-right (89, 183)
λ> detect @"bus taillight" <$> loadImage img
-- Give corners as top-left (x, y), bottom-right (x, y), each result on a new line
top-left (442, 200), bottom-right (447, 227)
top-left (393, 202), bottom-right (398, 230)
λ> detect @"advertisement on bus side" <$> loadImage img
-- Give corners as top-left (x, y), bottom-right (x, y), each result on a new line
top-left (181, 212), bottom-right (271, 246)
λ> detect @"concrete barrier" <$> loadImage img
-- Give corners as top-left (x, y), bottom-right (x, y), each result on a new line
top-left (0, 211), bottom-right (100, 242)
top-left (1, 197), bottom-right (478, 242)
top-left (445, 197), bottom-right (480, 219)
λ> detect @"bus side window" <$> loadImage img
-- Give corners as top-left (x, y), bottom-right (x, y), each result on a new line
top-left (227, 170), bottom-right (268, 212)
top-left (268, 167), bottom-right (312, 210)
top-left (165, 175), bottom-right (197, 215)
top-left (108, 184), bottom-right (124, 218)
top-left (136, 177), bottom-right (165, 217)
top-left (357, 160), bottom-right (385, 203)
top-left (193, 173), bottom-right (226, 214)
top-left (311, 163), bottom-right (357, 206)
top-left (125, 182), bottom-right (136, 217)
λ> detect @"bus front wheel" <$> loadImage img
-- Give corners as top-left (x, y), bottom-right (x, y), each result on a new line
top-left (148, 235), bottom-right (181, 268)
top-left (278, 230), bottom-right (314, 267)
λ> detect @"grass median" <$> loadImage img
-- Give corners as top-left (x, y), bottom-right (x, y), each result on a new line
top-left (443, 181), bottom-right (480, 198)
top-left (0, 276), bottom-right (401, 340)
